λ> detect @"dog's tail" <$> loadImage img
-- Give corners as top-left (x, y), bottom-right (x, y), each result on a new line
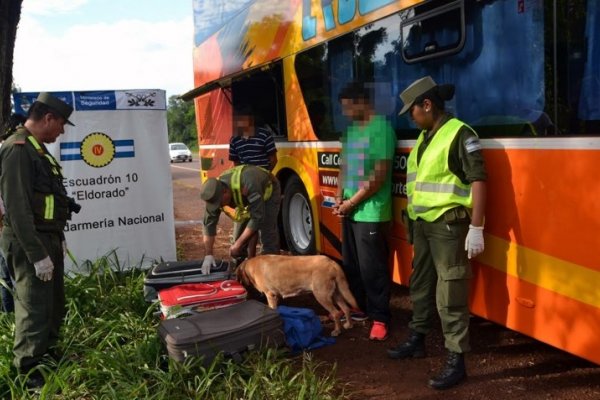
top-left (333, 263), bottom-right (360, 310)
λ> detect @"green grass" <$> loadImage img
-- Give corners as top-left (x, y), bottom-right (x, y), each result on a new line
top-left (0, 254), bottom-right (345, 399)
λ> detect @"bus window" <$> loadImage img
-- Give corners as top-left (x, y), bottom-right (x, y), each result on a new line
top-left (389, 0), bottom-right (548, 138)
top-left (296, 0), bottom-right (600, 139)
top-left (400, 0), bottom-right (465, 63)
top-left (295, 34), bottom-right (355, 141)
top-left (548, 0), bottom-right (600, 135)
top-left (231, 61), bottom-right (287, 138)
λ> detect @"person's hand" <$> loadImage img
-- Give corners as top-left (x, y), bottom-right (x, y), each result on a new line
top-left (332, 196), bottom-right (344, 216)
top-left (202, 255), bottom-right (216, 275)
top-left (333, 199), bottom-right (355, 217)
top-left (465, 225), bottom-right (484, 259)
top-left (334, 196), bottom-right (343, 207)
top-left (34, 256), bottom-right (54, 282)
top-left (230, 242), bottom-right (242, 258)
top-left (62, 241), bottom-right (67, 258)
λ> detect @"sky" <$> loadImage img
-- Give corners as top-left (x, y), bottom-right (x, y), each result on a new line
top-left (13, 0), bottom-right (195, 100)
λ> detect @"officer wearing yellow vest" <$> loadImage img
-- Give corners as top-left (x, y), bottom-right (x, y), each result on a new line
top-left (0, 92), bottom-right (77, 389)
top-left (387, 77), bottom-right (487, 390)
top-left (199, 164), bottom-right (281, 272)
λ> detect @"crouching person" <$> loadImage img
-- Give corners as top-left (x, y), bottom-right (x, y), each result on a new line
top-left (200, 165), bottom-right (281, 273)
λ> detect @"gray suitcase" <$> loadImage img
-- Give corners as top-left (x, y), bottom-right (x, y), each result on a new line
top-left (144, 258), bottom-right (232, 301)
top-left (158, 300), bottom-right (285, 364)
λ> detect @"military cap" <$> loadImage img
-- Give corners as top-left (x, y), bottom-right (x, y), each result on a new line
top-left (398, 76), bottom-right (438, 115)
top-left (200, 178), bottom-right (224, 212)
top-left (36, 92), bottom-right (75, 126)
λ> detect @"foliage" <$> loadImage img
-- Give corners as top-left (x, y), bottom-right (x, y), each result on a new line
top-left (0, 254), bottom-right (345, 399)
top-left (167, 96), bottom-right (197, 148)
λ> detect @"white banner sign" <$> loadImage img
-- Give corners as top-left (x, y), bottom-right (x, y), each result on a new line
top-left (13, 90), bottom-right (177, 270)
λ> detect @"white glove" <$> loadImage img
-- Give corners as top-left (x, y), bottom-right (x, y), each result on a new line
top-left (465, 225), bottom-right (485, 259)
top-left (202, 255), bottom-right (216, 275)
top-left (34, 256), bottom-right (54, 282)
top-left (62, 241), bottom-right (67, 258)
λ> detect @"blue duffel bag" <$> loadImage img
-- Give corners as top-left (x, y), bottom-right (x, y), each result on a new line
top-left (277, 305), bottom-right (335, 352)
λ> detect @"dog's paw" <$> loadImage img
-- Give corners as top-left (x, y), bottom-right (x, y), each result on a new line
top-left (319, 315), bottom-right (333, 324)
top-left (343, 321), bottom-right (353, 330)
top-left (330, 329), bottom-right (341, 337)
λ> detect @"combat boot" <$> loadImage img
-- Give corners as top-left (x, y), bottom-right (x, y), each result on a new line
top-left (18, 365), bottom-right (45, 391)
top-left (387, 330), bottom-right (426, 359)
top-left (428, 351), bottom-right (466, 390)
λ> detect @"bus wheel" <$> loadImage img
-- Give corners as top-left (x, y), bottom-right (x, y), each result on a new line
top-left (282, 176), bottom-right (316, 255)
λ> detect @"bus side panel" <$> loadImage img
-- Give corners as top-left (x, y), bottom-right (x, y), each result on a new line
top-left (195, 90), bottom-right (232, 177)
top-left (471, 262), bottom-right (600, 365)
top-left (483, 147), bottom-right (600, 269)
top-left (390, 237), bottom-right (412, 285)
top-left (283, 56), bottom-right (318, 142)
top-left (470, 145), bottom-right (600, 364)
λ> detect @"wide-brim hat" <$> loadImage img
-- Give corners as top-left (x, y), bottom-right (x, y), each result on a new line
top-left (398, 76), bottom-right (439, 115)
top-left (36, 92), bottom-right (75, 126)
top-left (200, 178), bottom-right (223, 212)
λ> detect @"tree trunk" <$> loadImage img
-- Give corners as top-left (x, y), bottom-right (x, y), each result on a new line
top-left (0, 0), bottom-right (23, 129)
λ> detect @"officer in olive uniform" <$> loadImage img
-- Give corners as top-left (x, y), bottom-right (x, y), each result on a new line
top-left (199, 164), bottom-right (281, 272)
top-left (0, 92), bottom-right (76, 389)
top-left (387, 77), bottom-right (487, 390)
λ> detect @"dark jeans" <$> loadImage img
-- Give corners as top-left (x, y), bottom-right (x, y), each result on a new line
top-left (0, 251), bottom-right (14, 313)
top-left (341, 219), bottom-right (391, 324)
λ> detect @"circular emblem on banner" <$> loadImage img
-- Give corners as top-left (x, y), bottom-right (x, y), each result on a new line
top-left (80, 132), bottom-right (116, 168)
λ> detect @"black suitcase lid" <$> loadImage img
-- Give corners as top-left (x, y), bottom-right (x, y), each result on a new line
top-left (160, 300), bottom-right (281, 346)
top-left (149, 259), bottom-right (230, 277)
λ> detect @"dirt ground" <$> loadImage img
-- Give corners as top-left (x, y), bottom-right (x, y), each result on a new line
top-left (171, 166), bottom-right (600, 400)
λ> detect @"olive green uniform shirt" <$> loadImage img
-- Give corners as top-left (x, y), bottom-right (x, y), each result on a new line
top-left (0, 128), bottom-right (68, 263)
top-left (202, 166), bottom-right (276, 236)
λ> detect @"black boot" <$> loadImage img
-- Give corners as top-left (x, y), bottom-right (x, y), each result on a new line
top-left (428, 351), bottom-right (467, 390)
top-left (387, 330), bottom-right (426, 359)
top-left (19, 365), bottom-right (45, 391)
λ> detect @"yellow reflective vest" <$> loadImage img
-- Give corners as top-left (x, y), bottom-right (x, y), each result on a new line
top-left (219, 165), bottom-right (273, 222)
top-left (406, 118), bottom-right (474, 221)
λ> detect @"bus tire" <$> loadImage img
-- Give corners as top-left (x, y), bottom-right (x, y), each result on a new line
top-left (282, 176), bottom-right (316, 255)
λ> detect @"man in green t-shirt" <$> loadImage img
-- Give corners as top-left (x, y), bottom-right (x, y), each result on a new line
top-left (333, 82), bottom-right (396, 341)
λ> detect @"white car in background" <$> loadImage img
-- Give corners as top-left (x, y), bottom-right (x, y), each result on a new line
top-left (169, 142), bottom-right (193, 163)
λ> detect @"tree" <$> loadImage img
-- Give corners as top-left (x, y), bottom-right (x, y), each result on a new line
top-left (167, 95), bottom-right (197, 146)
top-left (0, 0), bottom-right (22, 129)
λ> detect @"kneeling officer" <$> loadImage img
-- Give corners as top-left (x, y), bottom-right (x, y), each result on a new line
top-left (200, 165), bottom-right (281, 273)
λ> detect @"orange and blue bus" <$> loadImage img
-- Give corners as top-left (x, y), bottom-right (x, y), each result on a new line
top-left (184, 0), bottom-right (600, 364)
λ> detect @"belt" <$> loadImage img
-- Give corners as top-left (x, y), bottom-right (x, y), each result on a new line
top-left (416, 207), bottom-right (470, 223)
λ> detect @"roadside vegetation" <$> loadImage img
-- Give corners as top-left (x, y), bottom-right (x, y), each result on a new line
top-left (167, 95), bottom-right (197, 149)
top-left (0, 254), bottom-right (344, 399)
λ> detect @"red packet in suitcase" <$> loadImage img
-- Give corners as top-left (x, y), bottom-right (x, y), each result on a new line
top-left (159, 280), bottom-right (247, 318)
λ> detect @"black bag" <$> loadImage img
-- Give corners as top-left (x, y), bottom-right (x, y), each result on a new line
top-left (144, 259), bottom-right (232, 301)
top-left (158, 300), bottom-right (285, 364)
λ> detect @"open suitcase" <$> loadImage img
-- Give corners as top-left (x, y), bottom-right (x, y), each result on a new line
top-left (158, 280), bottom-right (247, 318)
top-left (158, 299), bottom-right (285, 364)
top-left (144, 258), bottom-right (233, 301)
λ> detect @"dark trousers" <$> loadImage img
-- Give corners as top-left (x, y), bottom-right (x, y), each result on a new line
top-left (408, 219), bottom-right (471, 353)
top-left (342, 219), bottom-right (391, 324)
top-left (1, 229), bottom-right (65, 369)
top-left (0, 250), bottom-right (14, 312)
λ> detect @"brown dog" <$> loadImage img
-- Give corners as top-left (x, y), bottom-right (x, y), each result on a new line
top-left (236, 254), bottom-right (360, 336)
